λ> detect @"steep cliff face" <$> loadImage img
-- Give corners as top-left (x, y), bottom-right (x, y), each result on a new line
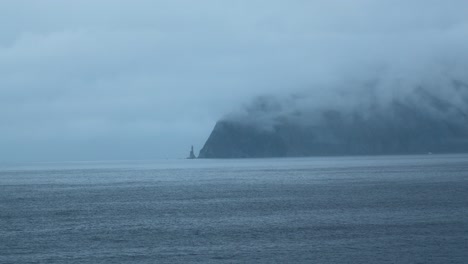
top-left (198, 121), bottom-right (287, 158)
top-left (198, 83), bottom-right (468, 158)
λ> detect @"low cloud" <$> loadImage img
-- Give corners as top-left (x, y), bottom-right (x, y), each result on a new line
top-left (1, 0), bottom-right (467, 162)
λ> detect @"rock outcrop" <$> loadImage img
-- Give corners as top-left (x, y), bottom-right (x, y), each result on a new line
top-left (187, 146), bottom-right (197, 159)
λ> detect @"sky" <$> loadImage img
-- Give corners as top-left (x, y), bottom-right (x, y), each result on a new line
top-left (1, 0), bottom-right (468, 162)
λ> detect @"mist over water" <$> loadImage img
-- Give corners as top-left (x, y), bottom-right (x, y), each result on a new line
top-left (1, 155), bottom-right (467, 263)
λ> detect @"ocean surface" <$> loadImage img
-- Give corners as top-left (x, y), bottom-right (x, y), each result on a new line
top-left (1, 154), bottom-right (467, 263)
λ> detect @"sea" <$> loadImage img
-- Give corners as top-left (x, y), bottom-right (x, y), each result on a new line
top-left (1, 154), bottom-right (467, 263)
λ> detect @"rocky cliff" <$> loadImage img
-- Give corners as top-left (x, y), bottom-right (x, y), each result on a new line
top-left (199, 82), bottom-right (468, 158)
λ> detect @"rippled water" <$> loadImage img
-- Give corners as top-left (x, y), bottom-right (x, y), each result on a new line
top-left (1, 155), bottom-right (467, 263)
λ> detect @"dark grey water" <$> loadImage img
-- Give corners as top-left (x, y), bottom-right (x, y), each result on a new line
top-left (1, 155), bottom-right (467, 263)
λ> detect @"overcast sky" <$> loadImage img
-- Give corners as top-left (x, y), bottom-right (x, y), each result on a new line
top-left (1, 0), bottom-right (468, 162)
